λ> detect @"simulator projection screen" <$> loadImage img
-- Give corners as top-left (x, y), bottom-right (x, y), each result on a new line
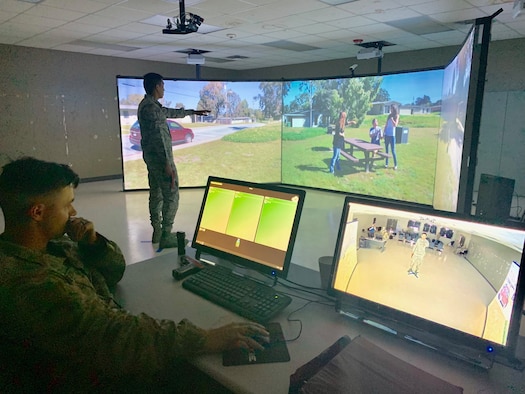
top-left (117, 28), bottom-right (474, 213)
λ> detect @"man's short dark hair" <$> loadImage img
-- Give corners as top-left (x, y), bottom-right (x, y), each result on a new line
top-left (0, 157), bottom-right (80, 221)
top-left (143, 73), bottom-right (163, 95)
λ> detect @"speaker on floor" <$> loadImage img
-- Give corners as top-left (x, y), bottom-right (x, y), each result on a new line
top-left (476, 174), bottom-right (515, 220)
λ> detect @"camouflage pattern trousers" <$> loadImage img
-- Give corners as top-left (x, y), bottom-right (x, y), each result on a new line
top-left (145, 162), bottom-right (179, 234)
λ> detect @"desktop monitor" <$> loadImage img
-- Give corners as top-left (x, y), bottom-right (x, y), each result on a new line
top-left (191, 176), bottom-right (306, 279)
top-left (328, 195), bottom-right (525, 368)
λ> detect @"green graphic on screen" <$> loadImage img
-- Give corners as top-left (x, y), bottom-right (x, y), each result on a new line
top-left (225, 193), bottom-right (264, 241)
top-left (200, 188), bottom-right (236, 233)
top-left (255, 198), bottom-right (297, 251)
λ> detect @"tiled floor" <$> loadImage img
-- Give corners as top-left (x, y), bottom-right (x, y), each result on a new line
top-left (0, 179), bottom-right (344, 269)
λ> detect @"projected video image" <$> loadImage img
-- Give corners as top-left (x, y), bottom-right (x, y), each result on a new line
top-left (331, 202), bottom-right (525, 346)
top-left (118, 78), bottom-right (282, 189)
top-left (117, 30), bottom-right (476, 213)
top-left (281, 70), bottom-right (444, 206)
top-left (433, 28), bottom-right (475, 212)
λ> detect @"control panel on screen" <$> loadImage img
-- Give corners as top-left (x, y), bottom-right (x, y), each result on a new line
top-left (193, 178), bottom-right (305, 276)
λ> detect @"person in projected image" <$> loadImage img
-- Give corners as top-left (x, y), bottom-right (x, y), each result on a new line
top-left (408, 232), bottom-right (429, 278)
top-left (369, 118), bottom-right (382, 158)
top-left (0, 157), bottom-right (268, 392)
top-left (329, 111), bottom-right (356, 174)
top-left (369, 118), bottom-right (382, 145)
top-left (383, 104), bottom-right (399, 170)
top-left (138, 72), bottom-right (209, 249)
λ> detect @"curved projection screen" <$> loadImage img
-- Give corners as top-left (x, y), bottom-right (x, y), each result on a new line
top-left (118, 70), bottom-right (444, 201)
top-left (433, 27), bottom-right (475, 212)
top-left (117, 27), bottom-right (474, 213)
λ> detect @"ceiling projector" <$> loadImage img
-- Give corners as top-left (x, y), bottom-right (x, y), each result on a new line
top-left (187, 53), bottom-right (205, 65)
top-left (356, 47), bottom-right (384, 60)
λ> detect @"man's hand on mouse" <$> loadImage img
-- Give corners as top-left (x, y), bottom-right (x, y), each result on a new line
top-left (203, 322), bottom-right (270, 353)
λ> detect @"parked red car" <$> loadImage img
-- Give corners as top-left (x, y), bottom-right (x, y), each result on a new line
top-left (129, 120), bottom-right (194, 149)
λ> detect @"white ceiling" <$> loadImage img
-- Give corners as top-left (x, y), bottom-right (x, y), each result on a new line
top-left (1, 0), bottom-right (523, 71)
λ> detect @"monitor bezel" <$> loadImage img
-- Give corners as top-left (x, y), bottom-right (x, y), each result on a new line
top-left (327, 194), bottom-right (525, 364)
top-left (191, 176), bottom-right (306, 279)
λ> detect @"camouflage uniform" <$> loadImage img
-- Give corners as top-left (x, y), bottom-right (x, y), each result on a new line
top-left (409, 237), bottom-right (429, 274)
top-left (0, 234), bottom-right (207, 391)
top-left (138, 94), bottom-right (191, 236)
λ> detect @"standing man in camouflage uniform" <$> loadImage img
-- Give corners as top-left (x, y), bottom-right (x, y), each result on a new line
top-left (138, 73), bottom-right (209, 248)
top-left (0, 157), bottom-right (268, 392)
top-left (408, 232), bottom-right (429, 278)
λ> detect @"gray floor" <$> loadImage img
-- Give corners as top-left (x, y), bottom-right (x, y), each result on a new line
top-left (1, 178), bottom-right (524, 348)
top-left (0, 179), bottom-right (345, 269)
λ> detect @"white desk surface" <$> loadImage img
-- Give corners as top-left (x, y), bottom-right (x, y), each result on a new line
top-left (115, 251), bottom-right (525, 394)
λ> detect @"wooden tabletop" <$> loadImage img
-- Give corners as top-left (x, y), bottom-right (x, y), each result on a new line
top-left (345, 138), bottom-right (384, 152)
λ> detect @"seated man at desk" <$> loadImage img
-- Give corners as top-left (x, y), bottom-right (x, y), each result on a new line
top-left (0, 157), bottom-right (268, 392)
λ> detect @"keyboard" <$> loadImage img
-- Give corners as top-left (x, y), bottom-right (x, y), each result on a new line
top-left (182, 264), bottom-right (292, 323)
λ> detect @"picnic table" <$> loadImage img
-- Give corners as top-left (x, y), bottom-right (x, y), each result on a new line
top-left (341, 138), bottom-right (391, 173)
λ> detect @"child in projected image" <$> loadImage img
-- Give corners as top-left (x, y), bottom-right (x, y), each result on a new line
top-left (369, 118), bottom-right (382, 145)
top-left (369, 118), bottom-right (382, 158)
top-left (408, 232), bottom-right (429, 278)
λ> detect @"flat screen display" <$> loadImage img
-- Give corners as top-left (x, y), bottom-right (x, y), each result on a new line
top-left (328, 196), bottom-right (525, 364)
top-left (191, 176), bottom-right (305, 278)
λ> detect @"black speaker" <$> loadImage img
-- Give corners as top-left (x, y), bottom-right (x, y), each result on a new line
top-left (476, 174), bottom-right (515, 220)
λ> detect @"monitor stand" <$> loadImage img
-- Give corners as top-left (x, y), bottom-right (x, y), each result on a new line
top-left (335, 301), bottom-right (519, 371)
top-left (194, 251), bottom-right (278, 287)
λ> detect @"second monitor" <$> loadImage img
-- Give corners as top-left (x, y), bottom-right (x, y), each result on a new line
top-left (191, 176), bottom-right (306, 279)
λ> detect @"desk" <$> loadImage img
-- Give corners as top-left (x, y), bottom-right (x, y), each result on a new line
top-left (359, 236), bottom-right (387, 251)
top-left (344, 137), bottom-right (390, 172)
top-left (115, 252), bottom-right (525, 394)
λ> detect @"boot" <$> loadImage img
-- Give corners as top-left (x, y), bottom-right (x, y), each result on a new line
top-left (159, 232), bottom-right (178, 249)
top-left (152, 226), bottom-right (162, 243)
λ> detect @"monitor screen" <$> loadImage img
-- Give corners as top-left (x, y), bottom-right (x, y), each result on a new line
top-left (328, 196), bottom-right (525, 366)
top-left (191, 176), bottom-right (305, 278)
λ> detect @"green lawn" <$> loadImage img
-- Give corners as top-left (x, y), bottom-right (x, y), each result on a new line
top-left (282, 127), bottom-right (438, 205)
top-left (123, 124), bottom-right (282, 190)
top-left (123, 116), bottom-right (441, 206)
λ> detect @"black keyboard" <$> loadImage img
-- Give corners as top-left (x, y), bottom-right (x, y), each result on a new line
top-left (182, 264), bottom-right (292, 323)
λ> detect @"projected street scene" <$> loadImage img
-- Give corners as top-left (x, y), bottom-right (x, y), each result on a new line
top-left (118, 79), bottom-right (282, 189)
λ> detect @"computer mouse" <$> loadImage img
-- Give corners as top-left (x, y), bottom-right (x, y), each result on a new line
top-left (251, 333), bottom-right (271, 350)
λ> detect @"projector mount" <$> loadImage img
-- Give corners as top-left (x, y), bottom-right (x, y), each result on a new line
top-left (163, 0), bottom-right (204, 35)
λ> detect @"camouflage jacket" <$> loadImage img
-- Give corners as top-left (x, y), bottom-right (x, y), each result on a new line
top-left (137, 94), bottom-right (190, 169)
top-left (0, 234), bottom-right (207, 391)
